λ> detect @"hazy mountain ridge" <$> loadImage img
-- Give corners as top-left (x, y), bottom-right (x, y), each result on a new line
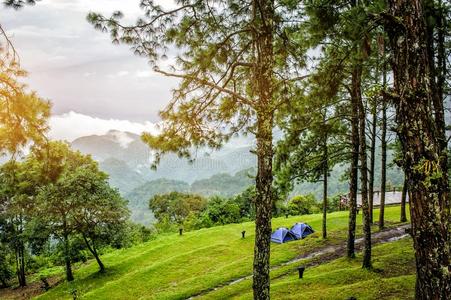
top-left (70, 130), bottom-right (257, 224)
top-left (71, 130), bottom-right (256, 191)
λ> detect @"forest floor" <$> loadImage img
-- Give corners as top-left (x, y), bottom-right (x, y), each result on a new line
top-left (0, 206), bottom-right (415, 300)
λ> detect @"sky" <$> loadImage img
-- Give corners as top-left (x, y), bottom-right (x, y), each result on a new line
top-left (1, 0), bottom-right (178, 141)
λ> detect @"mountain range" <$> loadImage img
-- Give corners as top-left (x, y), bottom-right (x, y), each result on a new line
top-left (71, 130), bottom-right (257, 224)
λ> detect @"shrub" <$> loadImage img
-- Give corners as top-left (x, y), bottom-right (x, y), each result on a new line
top-left (287, 194), bottom-right (319, 215)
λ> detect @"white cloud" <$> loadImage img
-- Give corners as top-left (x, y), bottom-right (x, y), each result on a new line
top-left (135, 70), bottom-right (153, 78)
top-left (107, 70), bottom-right (130, 78)
top-left (49, 111), bottom-right (159, 142)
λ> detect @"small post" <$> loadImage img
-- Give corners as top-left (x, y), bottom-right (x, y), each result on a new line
top-left (285, 213), bottom-right (289, 219)
top-left (179, 228), bottom-right (183, 236)
top-left (241, 231), bottom-right (246, 238)
top-left (297, 266), bottom-right (305, 278)
top-left (40, 276), bottom-right (50, 291)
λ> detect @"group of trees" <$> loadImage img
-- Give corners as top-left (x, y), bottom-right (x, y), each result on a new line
top-left (89, 0), bottom-right (450, 299)
top-left (149, 187), bottom-right (257, 232)
top-left (150, 188), bottom-right (347, 234)
top-left (0, 141), bottom-right (132, 285)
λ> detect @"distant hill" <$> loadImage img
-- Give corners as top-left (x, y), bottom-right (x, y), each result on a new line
top-left (125, 178), bottom-right (190, 225)
top-left (191, 168), bottom-right (255, 197)
top-left (98, 158), bottom-right (147, 194)
top-left (71, 130), bottom-right (256, 193)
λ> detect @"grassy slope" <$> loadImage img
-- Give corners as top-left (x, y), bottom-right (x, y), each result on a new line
top-left (36, 206), bottom-right (412, 300)
top-left (204, 238), bottom-right (415, 299)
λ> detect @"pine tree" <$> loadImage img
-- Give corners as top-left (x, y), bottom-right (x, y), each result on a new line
top-left (381, 0), bottom-right (450, 297)
top-left (88, 1), bottom-right (308, 297)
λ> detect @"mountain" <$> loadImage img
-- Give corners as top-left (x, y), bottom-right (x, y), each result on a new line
top-left (71, 130), bottom-right (256, 193)
top-left (98, 158), bottom-right (147, 194)
top-left (125, 178), bottom-right (190, 225)
top-left (70, 130), bottom-right (257, 224)
top-left (190, 168), bottom-right (255, 197)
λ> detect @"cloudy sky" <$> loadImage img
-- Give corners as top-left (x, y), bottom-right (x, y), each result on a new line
top-left (1, 0), bottom-right (178, 141)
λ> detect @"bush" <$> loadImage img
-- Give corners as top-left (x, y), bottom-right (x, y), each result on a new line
top-left (0, 248), bottom-right (13, 287)
top-left (287, 194), bottom-right (319, 215)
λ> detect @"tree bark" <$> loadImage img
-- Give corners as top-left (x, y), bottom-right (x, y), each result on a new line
top-left (379, 62), bottom-right (387, 230)
top-left (385, 1), bottom-right (450, 298)
top-left (322, 132), bottom-right (328, 239)
top-left (63, 227), bottom-right (74, 282)
top-left (355, 66), bottom-right (372, 269)
top-left (369, 99), bottom-right (377, 224)
top-left (400, 175), bottom-right (408, 222)
top-left (347, 81), bottom-right (360, 259)
top-left (16, 240), bottom-right (26, 287)
top-left (82, 234), bottom-right (105, 272)
top-left (252, 1), bottom-right (274, 299)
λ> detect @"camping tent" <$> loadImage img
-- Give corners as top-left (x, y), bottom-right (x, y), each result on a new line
top-left (290, 223), bottom-right (314, 239)
top-left (271, 227), bottom-right (298, 244)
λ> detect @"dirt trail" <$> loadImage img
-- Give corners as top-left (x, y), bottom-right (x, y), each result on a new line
top-left (187, 225), bottom-right (410, 299)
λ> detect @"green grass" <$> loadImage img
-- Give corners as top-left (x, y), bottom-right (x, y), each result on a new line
top-left (205, 238), bottom-right (415, 299)
top-left (35, 206), bottom-right (412, 300)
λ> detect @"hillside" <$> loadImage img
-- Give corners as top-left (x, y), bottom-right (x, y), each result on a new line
top-left (20, 206), bottom-right (414, 300)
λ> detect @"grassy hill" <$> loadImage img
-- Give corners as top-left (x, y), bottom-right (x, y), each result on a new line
top-left (29, 206), bottom-right (413, 300)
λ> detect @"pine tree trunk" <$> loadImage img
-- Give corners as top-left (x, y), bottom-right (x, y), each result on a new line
top-left (369, 101), bottom-right (377, 224)
top-left (252, 1), bottom-right (274, 299)
top-left (16, 240), bottom-right (26, 287)
top-left (322, 136), bottom-right (328, 240)
top-left (354, 66), bottom-right (372, 269)
top-left (379, 64), bottom-right (387, 230)
top-left (385, 1), bottom-right (450, 298)
top-left (347, 79), bottom-right (360, 259)
top-left (19, 242), bottom-right (26, 287)
top-left (400, 175), bottom-right (408, 222)
top-left (253, 112), bottom-right (273, 300)
top-left (379, 101), bottom-right (387, 230)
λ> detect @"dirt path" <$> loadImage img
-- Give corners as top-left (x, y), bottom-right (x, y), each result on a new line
top-left (187, 224), bottom-right (410, 299)
top-left (0, 276), bottom-right (61, 300)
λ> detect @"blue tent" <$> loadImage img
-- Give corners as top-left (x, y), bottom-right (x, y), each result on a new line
top-left (271, 227), bottom-right (298, 244)
top-left (290, 223), bottom-right (314, 239)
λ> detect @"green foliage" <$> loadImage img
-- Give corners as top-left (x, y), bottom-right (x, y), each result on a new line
top-left (150, 192), bottom-right (207, 228)
top-left (0, 59), bottom-right (50, 156)
top-left (149, 186), bottom-right (257, 232)
top-left (197, 196), bottom-right (242, 227)
top-left (87, 0), bottom-right (306, 164)
top-left (287, 194), bottom-right (320, 216)
top-left (0, 244), bottom-right (13, 287)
